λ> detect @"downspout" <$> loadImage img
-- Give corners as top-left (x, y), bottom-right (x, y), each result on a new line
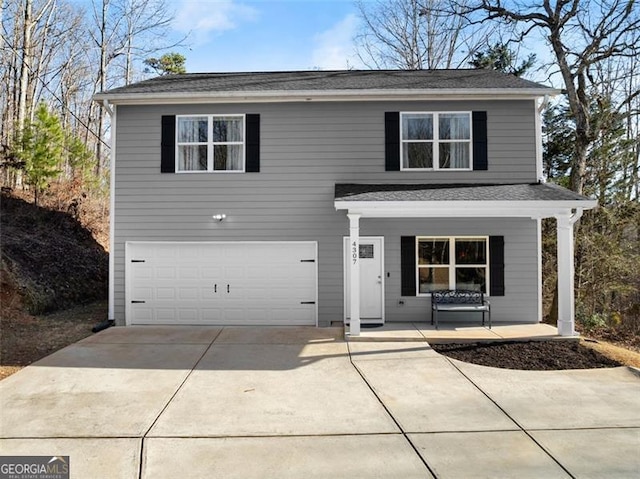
top-left (535, 94), bottom-right (550, 183)
top-left (93, 99), bottom-right (116, 333)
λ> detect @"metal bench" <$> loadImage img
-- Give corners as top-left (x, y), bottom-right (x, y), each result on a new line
top-left (430, 289), bottom-right (491, 329)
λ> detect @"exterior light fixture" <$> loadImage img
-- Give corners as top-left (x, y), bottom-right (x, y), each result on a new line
top-left (212, 214), bottom-right (227, 222)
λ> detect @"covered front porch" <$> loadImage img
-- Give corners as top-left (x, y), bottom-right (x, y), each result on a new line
top-left (344, 321), bottom-right (562, 343)
top-left (334, 183), bottom-right (597, 337)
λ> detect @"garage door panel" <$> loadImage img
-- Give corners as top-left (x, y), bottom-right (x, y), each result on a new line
top-left (178, 309), bottom-right (200, 324)
top-left (132, 307), bottom-right (153, 322)
top-left (133, 268), bottom-right (153, 281)
top-left (201, 268), bottom-right (222, 279)
top-left (156, 288), bottom-right (176, 300)
top-left (155, 309), bottom-right (178, 322)
top-left (131, 286), bottom-right (153, 300)
top-left (126, 242), bottom-right (317, 326)
top-left (178, 267), bottom-right (199, 280)
top-left (178, 288), bottom-right (199, 300)
top-left (156, 267), bottom-right (177, 279)
top-left (202, 309), bottom-right (223, 321)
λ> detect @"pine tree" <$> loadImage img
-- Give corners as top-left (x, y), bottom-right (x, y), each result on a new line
top-left (18, 102), bottom-right (64, 205)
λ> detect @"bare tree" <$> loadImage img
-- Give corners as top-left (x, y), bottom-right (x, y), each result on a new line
top-left (464, 0), bottom-right (640, 195)
top-left (355, 0), bottom-right (497, 69)
top-left (1, 0), bottom-right (181, 185)
top-left (87, 0), bottom-right (179, 173)
top-left (118, 0), bottom-right (177, 84)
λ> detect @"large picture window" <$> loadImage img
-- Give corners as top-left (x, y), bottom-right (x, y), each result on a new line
top-left (417, 236), bottom-right (488, 294)
top-left (176, 115), bottom-right (245, 172)
top-left (401, 112), bottom-right (472, 170)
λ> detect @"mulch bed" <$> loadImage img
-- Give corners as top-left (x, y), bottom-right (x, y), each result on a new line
top-left (432, 340), bottom-right (624, 370)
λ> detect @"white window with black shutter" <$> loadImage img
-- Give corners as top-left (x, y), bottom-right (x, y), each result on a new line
top-left (161, 114), bottom-right (260, 173)
top-left (417, 236), bottom-right (488, 294)
top-left (176, 115), bottom-right (245, 172)
top-left (386, 111), bottom-right (487, 171)
top-left (401, 235), bottom-right (504, 297)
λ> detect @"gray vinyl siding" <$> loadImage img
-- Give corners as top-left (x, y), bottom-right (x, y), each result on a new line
top-left (360, 218), bottom-right (538, 323)
top-left (112, 100), bottom-right (539, 325)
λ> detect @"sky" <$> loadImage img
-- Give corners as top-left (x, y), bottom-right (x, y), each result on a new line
top-left (169, 0), bottom-right (363, 72)
top-left (70, 0), bottom-right (554, 83)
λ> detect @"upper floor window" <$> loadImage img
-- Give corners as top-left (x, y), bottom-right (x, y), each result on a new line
top-left (176, 114), bottom-right (245, 172)
top-left (401, 112), bottom-right (472, 170)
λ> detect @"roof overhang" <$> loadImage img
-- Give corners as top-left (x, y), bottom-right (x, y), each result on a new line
top-left (93, 88), bottom-right (559, 105)
top-left (334, 199), bottom-right (597, 219)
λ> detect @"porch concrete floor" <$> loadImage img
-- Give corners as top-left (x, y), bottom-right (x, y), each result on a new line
top-left (347, 321), bottom-right (562, 343)
top-left (1, 325), bottom-right (639, 478)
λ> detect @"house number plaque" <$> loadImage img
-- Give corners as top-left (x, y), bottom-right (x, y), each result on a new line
top-left (352, 241), bottom-right (358, 265)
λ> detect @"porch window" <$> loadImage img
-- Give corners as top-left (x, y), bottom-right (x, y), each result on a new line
top-left (401, 112), bottom-right (471, 170)
top-left (176, 115), bottom-right (245, 172)
top-left (417, 237), bottom-right (488, 294)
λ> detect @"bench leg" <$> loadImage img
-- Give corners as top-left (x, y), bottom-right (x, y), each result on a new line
top-left (488, 308), bottom-right (491, 329)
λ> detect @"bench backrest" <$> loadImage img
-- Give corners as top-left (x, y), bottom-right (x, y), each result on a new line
top-left (431, 289), bottom-right (484, 304)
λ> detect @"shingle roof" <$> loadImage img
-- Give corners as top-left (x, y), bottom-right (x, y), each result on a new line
top-left (98, 69), bottom-right (553, 96)
top-left (334, 183), bottom-right (593, 202)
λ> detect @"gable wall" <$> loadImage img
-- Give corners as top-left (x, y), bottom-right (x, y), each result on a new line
top-left (113, 100), bottom-right (539, 324)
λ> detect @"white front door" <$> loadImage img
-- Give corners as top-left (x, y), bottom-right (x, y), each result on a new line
top-left (344, 237), bottom-right (384, 324)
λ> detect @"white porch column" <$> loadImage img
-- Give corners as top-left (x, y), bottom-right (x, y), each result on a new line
top-left (556, 210), bottom-right (582, 336)
top-left (347, 213), bottom-right (361, 336)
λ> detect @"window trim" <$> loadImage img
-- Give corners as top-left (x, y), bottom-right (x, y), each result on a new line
top-left (400, 111), bottom-right (473, 171)
top-left (415, 235), bottom-right (490, 296)
top-left (175, 114), bottom-right (246, 173)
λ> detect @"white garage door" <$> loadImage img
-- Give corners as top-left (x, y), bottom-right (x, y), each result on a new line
top-left (125, 242), bottom-right (317, 326)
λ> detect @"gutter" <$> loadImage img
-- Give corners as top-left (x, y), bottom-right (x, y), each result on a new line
top-left (538, 94), bottom-right (551, 113)
top-left (93, 88), bottom-right (561, 105)
top-left (536, 94), bottom-right (552, 182)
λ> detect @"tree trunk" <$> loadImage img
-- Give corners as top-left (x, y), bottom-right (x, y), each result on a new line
top-left (17, 0), bottom-right (33, 135)
top-left (569, 135), bottom-right (589, 195)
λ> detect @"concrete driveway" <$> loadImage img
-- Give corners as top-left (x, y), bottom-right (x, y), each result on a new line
top-left (1, 326), bottom-right (639, 478)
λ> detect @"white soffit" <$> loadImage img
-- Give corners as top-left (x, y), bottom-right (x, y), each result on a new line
top-left (334, 199), bottom-right (597, 219)
top-left (93, 88), bottom-right (560, 105)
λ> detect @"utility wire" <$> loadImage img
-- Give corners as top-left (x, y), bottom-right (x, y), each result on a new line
top-left (1, 38), bottom-right (111, 149)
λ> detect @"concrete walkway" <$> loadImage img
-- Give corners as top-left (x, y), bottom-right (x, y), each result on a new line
top-left (1, 326), bottom-right (639, 478)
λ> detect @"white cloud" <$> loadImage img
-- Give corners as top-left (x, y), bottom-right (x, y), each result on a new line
top-left (311, 14), bottom-right (362, 70)
top-left (174, 0), bottom-right (259, 45)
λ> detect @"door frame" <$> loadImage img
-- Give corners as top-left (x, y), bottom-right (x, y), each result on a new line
top-left (342, 236), bottom-right (385, 325)
top-left (125, 241), bottom-right (318, 326)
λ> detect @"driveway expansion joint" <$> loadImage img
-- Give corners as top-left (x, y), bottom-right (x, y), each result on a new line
top-left (347, 345), bottom-right (438, 478)
top-left (442, 355), bottom-right (577, 479)
top-left (138, 328), bottom-right (223, 479)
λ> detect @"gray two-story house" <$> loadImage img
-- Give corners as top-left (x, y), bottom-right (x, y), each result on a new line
top-left (95, 69), bottom-right (596, 336)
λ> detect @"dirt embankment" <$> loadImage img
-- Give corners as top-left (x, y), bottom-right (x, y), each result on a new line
top-left (1, 193), bottom-right (108, 315)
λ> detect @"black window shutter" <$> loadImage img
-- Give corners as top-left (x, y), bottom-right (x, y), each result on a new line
top-left (472, 111), bottom-right (488, 171)
top-left (245, 114), bottom-right (260, 172)
top-left (385, 112), bottom-right (400, 171)
top-left (489, 236), bottom-right (505, 296)
top-left (401, 236), bottom-right (416, 296)
top-left (161, 115), bottom-right (176, 173)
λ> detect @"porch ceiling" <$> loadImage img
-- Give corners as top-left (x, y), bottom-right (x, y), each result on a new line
top-left (334, 183), bottom-right (597, 219)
